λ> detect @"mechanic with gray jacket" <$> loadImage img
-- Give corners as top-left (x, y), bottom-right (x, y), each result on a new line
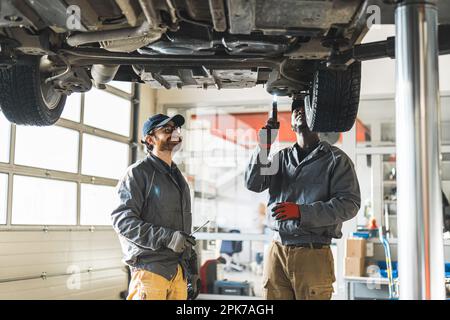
top-left (245, 98), bottom-right (361, 300)
top-left (111, 113), bottom-right (198, 300)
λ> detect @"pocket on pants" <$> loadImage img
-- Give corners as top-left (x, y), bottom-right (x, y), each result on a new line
top-left (138, 285), bottom-right (148, 300)
top-left (262, 278), bottom-right (294, 300)
top-left (129, 270), bottom-right (169, 300)
top-left (137, 284), bottom-right (167, 300)
top-left (262, 278), bottom-right (279, 299)
top-left (307, 284), bottom-right (334, 300)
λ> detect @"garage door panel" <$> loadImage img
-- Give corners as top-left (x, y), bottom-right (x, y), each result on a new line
top-left (0, 238), bottom-right (121, 255)
top-left (0, 269), bottom-right (127, 300)
top-left (0, 258), bottom-right (125, 281)
top-left (0, 230), bottom-right (127, 299)
top-left (0, 250), bottom-right (123, 269)
top-left (0, 229), bottom-right (120, 243)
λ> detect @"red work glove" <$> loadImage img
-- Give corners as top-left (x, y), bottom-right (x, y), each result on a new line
top-left (271, 202), bottom-right (301, 221)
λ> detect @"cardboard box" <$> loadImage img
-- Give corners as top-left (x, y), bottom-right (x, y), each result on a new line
top-left (366, 242), bottom-right (374, 257)
top-left (346, 238), bottom-right (367, 257)
top-left (345, 257), bottom-right (365, 277)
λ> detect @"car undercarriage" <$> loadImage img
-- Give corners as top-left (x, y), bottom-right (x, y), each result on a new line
top-left (0, 0), bottom-right (450, 129)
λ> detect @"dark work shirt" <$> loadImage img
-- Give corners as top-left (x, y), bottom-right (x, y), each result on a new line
top-left (294, 140), bottom-right (320, 164)
top-left (150, 154), bottom-right (183, 190)
top-left (245, 140), bottom-right (361, 245)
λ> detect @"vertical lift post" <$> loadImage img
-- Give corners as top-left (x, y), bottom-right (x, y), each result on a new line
top-left (395, 0), bottom-right (446, 299)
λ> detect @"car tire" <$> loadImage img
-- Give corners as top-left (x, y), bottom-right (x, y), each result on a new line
top-left (305, 61), bottom-right (361, 132)
top-left (0, 57), bottom-right (66, 126)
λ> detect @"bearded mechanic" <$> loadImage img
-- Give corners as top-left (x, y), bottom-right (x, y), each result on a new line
top-left (245, 98), bottom-right (361, 300)
top-left (111, 113), bottom-right (199, 300)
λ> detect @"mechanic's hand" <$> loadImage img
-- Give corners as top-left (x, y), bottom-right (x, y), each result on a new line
top-left (258, 122), bottom-right (279, 149)
top-left (167, 231), bottom-right (196, 253)
top-left (271, 202), bottom-right (301, 221)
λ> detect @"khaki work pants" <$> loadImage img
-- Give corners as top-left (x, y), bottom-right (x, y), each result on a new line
top-left (126, 264), bottom-right (187, 300)
top-left (263, 241), bottom-right (336, 300)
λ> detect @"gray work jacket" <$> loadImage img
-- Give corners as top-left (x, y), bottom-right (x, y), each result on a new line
top-left (245, 141), bottom-right (361, 245)
top-left (111, 153), bottom-right (194, 281)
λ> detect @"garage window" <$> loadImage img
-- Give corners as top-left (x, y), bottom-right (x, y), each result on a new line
top-left (61, 93), bottom-right (82, 122)
top-left (83, 89), bottom-right (131, 136)
top-left (110, 81), bottom-right (133, 94)
top-left (0, 112), bottom-right (10, 163)
top-left (0, 173), bottom-right (7, 224)
top-left (15, 125), bottom-right (79, 173)
top-left (0, 84), bottom-right (136, 228)
top-left (12, 175), bottom-right (77, 225)
top-left (81, 134), bottom-right (129, 179)
top-left (80, 184), bottom-right (117, 226)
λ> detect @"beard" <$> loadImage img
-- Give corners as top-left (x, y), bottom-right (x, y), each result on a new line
top-left (156, 136), bottom-right (182, 152)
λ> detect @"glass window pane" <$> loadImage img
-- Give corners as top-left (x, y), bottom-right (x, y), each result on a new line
top-left (0, 173), bottom-right (7, 224)
top-left (81, 134), bottom-right (129, 179)
top-left (15, 126), bottom-right (79, 173)
top-left (356, 99), bottom-right (396, 147)
top-left (84, 89), bottom-right (131, 136)
top-left (381, 123), bottom-right (395, 143)
top-left (110, 81), bottom-right (133, 94)
top-left (0, 111), bottom-right (11, 163)
top-left (61, 93), bottom-right (82, 122)
top-left (80, 184), bottom-right (117, 225)
top-left (12, 175), bottom-right (77, 225)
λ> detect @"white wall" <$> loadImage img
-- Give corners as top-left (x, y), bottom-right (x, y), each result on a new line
top-left (360, 25), bottom-right (450, 97)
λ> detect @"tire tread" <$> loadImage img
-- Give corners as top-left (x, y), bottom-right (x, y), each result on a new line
top-left (0, 60), bottom-right (66, 126)
top-left (309, 61), bottom-right (361, 132)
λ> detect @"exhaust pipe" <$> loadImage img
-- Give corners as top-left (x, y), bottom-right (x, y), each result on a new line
top-left (66, 20), bottom-right (165, 52)
top-left (91, 64), bottom-right (120, 88)
top-left (67, 0), bottom-right (165, 48)
top-left (67, 21), bottom-right (152, 47)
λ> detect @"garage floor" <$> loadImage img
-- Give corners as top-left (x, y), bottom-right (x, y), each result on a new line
top-left (221, 269), bottom-right (263, 298)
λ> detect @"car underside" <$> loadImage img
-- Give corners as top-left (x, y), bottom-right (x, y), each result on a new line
top-left (0, 0), bottom-right (450, 130)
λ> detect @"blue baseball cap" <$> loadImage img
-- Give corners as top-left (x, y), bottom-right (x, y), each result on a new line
top-left (142, 113), bottom-right (185, 137)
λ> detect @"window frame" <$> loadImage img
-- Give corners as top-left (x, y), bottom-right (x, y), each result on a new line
top-left (0, 112), bottom-right (11, 164)
top-left (79, 183), bottom-right (118, 226)
top-left (0, 84), bottom-right (139, 229)
top-left (83, 86), bottom-right (132, 137)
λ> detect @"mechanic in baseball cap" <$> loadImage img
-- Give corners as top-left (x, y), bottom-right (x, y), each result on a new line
top-left (141, 113), bottom-right (185, 153)
top-left (112, 112), bottom-right (200, 300)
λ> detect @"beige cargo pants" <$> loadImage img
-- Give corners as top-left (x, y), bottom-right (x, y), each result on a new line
top-left (126, 264), bottom-right (187, 300)
top-left (263, 241), bottom-right (335, 300)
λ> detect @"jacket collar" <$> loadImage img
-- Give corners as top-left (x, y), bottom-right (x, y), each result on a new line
top-left (146, 152), bottom-right (178, 174)
top-left (289, 140), bottom-right (331, 166)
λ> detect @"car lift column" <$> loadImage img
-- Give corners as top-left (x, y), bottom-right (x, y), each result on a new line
top-left (395, 0), bottom-right (446, 299)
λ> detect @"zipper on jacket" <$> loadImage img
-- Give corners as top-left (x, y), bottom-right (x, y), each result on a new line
top-left (168, 172), bottom-right (185, 232)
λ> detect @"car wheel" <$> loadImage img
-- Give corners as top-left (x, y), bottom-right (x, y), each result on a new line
top-left (0, 57), bottom-right (67, 126)
top-left (305, 61), bottom-right (361, 132)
